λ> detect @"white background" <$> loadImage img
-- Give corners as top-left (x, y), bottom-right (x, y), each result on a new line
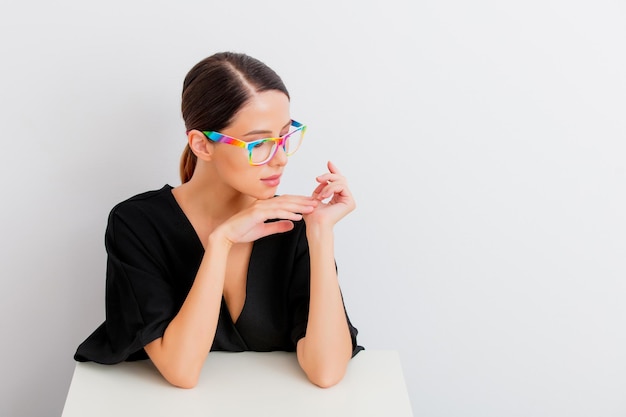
top-left (1, 1), bottom-right (625, 416)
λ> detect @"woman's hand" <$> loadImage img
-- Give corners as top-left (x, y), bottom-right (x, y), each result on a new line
top-left (304, 161), bottom-right (356, 228)
top-left (213, 195), bottom-right (318, 245)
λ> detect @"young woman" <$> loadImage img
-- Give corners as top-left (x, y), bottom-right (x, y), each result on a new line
top-left (75, 52), bottom-right (362, 389)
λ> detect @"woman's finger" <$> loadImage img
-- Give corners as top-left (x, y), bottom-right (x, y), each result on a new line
top-left (256, 196), bottom-right (318, 213)
top-left (259, 220), bottom-right (295, 236)
top-left (316, 181), bottom-right (353, 200)
top-left (311, 182), bottom-right (327, 197)
top-left (270, 195), bottom-right (319, 206)
top-left (327, 160), bottom-right (342, 175)
top-left (315, 173), bottom-right (345, 184)
top-left (262, 201), bottom-right (317, 214)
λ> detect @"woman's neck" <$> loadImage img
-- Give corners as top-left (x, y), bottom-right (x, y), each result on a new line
top-left (174, 174), bottom-right (255, 227)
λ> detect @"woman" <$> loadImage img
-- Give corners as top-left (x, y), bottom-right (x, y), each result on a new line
top-left (75, 52), bottom-right (362, 389)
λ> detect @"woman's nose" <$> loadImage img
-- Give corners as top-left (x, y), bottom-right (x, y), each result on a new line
top-left (269, 143), bottom-right (288, 166)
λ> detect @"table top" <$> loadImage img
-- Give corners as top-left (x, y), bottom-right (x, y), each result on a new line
top-left (62, 350), bottom-right (413, 417)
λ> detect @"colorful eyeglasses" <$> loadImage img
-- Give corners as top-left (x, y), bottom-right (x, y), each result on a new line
top-left (201, 120), bottom-right (307, 166)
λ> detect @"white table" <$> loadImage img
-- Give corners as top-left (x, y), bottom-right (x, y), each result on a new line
top-left (62, 350), bottom-right (413, 416)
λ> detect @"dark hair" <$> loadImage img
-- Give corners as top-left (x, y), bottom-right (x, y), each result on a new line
top-left (180, 52), bottom-right (290, 183)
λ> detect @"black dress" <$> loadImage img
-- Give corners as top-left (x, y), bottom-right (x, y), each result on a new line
top-left (75, 185), bottom-right (362, 364)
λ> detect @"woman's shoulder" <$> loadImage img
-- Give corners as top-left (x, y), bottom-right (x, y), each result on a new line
top-left (108, 184), bottom-right (177, 225)
top-left (111, 184), bottom-right (173, 210)
top-left (104, 185), bottom-right (200, 260)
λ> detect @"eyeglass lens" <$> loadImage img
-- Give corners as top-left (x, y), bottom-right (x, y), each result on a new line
top-left (250, 128), bottom-right (304, 164)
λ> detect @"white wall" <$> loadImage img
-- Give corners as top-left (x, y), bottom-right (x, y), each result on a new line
top-left (1, 1), bottom-right (625, 416)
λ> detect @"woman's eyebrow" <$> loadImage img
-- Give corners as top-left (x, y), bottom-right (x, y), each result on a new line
top-left (243, 121), bottom-right (291, 137)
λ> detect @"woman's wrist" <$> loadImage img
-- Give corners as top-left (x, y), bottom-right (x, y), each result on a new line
top-left (305, 222), bottom-right (334, 242)
top-left (207, 227), bottom-right (234, 251)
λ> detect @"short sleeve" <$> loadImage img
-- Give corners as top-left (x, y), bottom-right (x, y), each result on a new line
top-left (288, 222), bottom-right (363, 357)
top-left (74, 203), bottom-right (178, 364)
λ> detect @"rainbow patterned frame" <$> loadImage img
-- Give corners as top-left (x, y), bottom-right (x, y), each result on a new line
top-left (201, 120), bottom-right (307, 166)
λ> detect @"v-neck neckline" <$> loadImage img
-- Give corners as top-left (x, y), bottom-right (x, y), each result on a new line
top-left (164, 184), bottom-right (256, 327)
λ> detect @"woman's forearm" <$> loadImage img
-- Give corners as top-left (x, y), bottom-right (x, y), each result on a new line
top-left (297, 225), bottom-right (353, 388)
top-left (144, 234), bottom-right (232, 388)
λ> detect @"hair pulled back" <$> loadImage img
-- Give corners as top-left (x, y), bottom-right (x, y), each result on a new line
top-left (179, 52), bottom-right (289, 183)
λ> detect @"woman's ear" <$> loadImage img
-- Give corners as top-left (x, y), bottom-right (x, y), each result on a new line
top-left (188, 130), bottom-right (213, 162)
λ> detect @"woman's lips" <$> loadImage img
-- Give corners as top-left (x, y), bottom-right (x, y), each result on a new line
top-left (261, 174), bottom-right (281, 187)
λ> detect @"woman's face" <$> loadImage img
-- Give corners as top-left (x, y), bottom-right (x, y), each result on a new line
top-left (211, 90), bottom-right (292, 200)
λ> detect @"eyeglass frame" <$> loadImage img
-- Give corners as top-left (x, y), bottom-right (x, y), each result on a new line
top-left (198, 120), bottom-right (307, 166)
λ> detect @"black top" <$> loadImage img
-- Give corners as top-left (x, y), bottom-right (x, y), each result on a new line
top-left (75, 185), bottom-right (362, 364)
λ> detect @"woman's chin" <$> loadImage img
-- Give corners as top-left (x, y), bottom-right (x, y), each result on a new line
top-left (249, 188), bottom-right (279, 200)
